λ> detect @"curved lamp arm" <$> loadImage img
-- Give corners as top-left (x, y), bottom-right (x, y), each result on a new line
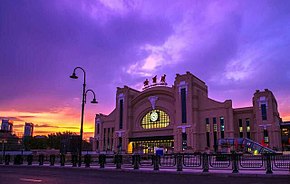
top-left (85, 89), bottom-right (98, 104)
top-left (70, 66), bottom-right (86, 84)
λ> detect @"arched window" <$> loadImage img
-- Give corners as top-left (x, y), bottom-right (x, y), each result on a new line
top-left (141, 110), bottom-right (170, 129)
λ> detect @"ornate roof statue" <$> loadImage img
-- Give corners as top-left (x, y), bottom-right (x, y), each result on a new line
top-left (161, 74), bottom-right (166, 83)
top-left (144, 79), bottom-right (149, 87)
top-left (152, 75), bottom-right (157, 83)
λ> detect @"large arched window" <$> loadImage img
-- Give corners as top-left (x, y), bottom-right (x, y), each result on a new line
top-left (141, 109), bottom-right (170, 129)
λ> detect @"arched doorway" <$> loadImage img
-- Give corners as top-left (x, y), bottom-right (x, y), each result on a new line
top-left (129, 109), bottom-right (174, 154)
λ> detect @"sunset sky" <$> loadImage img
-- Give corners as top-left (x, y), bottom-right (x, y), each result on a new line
top-left (0, 0), bottom-right (290, 139)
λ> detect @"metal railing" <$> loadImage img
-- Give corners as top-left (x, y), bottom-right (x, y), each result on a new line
top-left (1, 152), bottom-right (289, 174)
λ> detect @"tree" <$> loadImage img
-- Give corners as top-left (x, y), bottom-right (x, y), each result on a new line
top-left (23, 131), bottom-right (77, 150)
top-left (23, 136), bottom-right (48, 150)
top-left (48, 131), bottom-right (76, 150)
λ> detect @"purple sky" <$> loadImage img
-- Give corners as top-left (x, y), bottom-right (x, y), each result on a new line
top-left (0, 0), bottom-right (290, 137)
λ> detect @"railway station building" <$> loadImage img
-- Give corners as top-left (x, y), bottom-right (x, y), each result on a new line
top-left (93, 72), bottom-right (282, 154)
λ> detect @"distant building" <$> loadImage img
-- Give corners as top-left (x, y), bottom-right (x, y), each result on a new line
top-left (281, 121), bottom-right (290, 151)
top-left (94, 72), bottom-right (282, 154)
top-left (1, 119), bottom-right (13, 132)
top-left (0, 122), bottom-right (21, 151)
top-left (24, 122), bottom-right (34, 137)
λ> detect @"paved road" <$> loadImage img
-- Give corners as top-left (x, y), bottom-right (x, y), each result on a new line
top-left (0, 165), bottom-right (289, 184)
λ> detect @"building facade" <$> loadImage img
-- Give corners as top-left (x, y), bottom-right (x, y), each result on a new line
top-left (94, 72), bottom-right (282, 153)
top-left (1, 119), bottom-right (13, 132)
top-left (24, 122), bottom-right (34, 137)
top-left (281, 121), bottom-right (290, 151)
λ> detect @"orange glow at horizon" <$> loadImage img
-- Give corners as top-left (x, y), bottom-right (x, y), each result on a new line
top-left (0, 105), bottom-right (114, 139)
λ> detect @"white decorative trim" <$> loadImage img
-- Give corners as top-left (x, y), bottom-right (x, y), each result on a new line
top-left (118, 93), bottom-right (125, 107)
top-left (96, 118), bottom-right (101, 124)
top-left (148, 96), bottom-right (159, 110)
top-left (118, 93), bottom-right (125, 101)
top-left (115, 130), bottom-right (125, 137)
top-left (258, 124), bottom-right (272, 130)
top-left (178, 81), bottom-right (188, 94)
top-left (258, 96), bottom-right (268, 108)
top-left (177, 125), bottom-right (191, 133)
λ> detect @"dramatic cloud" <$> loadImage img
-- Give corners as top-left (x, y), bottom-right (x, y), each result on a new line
top-left (0, 0), bottom-right (289, 137)
top-left (0, 117), bottom-right (23, 121)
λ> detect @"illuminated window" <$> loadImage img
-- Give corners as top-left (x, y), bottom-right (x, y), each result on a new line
top-left (213, 118), bottom-right (217, 132)
top-left (246, 118), bottom-right (250, 139)
top-left (141, 110), bottom-right (170, 129)
top-left (132, 139), bottom-right (174, 154)
top-left (206, 118), bottom-right (210, 132)
top-left (220, 117), bottom-right (225, 139)
top-left (282, 128), bottom-right (289, 136)
top-left (239, 119), bottom-right (243, 138)
top-left (264, 136), bottom-right (269, 143)
top-left (213, 117), bottom-right (218, 152)
top-left (205, 118), bottom-right (210, 147)
top-left (182, 133), bottom-right (187, 150)
top-left (264, 129), bottom-right (269, 143)
top-left (239, 127), bottom-right (243, 132)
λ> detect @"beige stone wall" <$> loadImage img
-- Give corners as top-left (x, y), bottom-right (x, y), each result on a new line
top-left (252, 89), bottom-right (282, 149)
top-left (93, 72), bottom-right (283, 153)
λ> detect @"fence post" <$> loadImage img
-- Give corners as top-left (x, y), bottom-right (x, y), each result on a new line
top-left (133, 154), bottom-right (140, 170)
top-left (60, 154), bottom-right (65, 166)
top-left (39, 154), bottom-right (44, 166)
top-left (99, 154), bottom-right (106, 168)
top-left (202, 153), bottom-right (209, 172)
top-left (84, 154), bottom-right (91, 168)
top-left (176, 154), bottom-right (183, 171)
top-left (265, 153), bottom-right (273, 174)
top-left (115, 154), bottom-right (122, 169)
top-left (5, 154), bottom-right (10, 165)
top-left (72, 154), bottom-right (77, 167)
top-left (231, 152), bottom-right (239, 173)
top-left (14, 154), bottom-right (23, 165)
top-left (50, 154), bottom-right (55, 166)
top-left (153, 155), bottom-right (159, 171)
top-left (27, 155), bottom-right (33, 165)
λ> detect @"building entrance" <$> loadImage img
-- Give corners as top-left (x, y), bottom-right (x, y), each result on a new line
top-left (129, 136), bottom-right (174, 154)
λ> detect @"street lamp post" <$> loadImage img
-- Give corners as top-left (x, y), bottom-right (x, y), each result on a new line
top-left (70, 67), bottom-right (98, 167)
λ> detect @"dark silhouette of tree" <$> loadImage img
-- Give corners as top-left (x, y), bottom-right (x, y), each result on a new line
top-left (47, 131), bottom-right (76, 149)
top-left (24, 131), bottom-right (78, 150)
top-left (23, 136), bottom-right (48, 150)
top-left (82, 140), bottom-right (92, 151)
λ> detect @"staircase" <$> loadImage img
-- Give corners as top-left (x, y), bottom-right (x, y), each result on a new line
top-left (243, 138), bottom-right (276, 154)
